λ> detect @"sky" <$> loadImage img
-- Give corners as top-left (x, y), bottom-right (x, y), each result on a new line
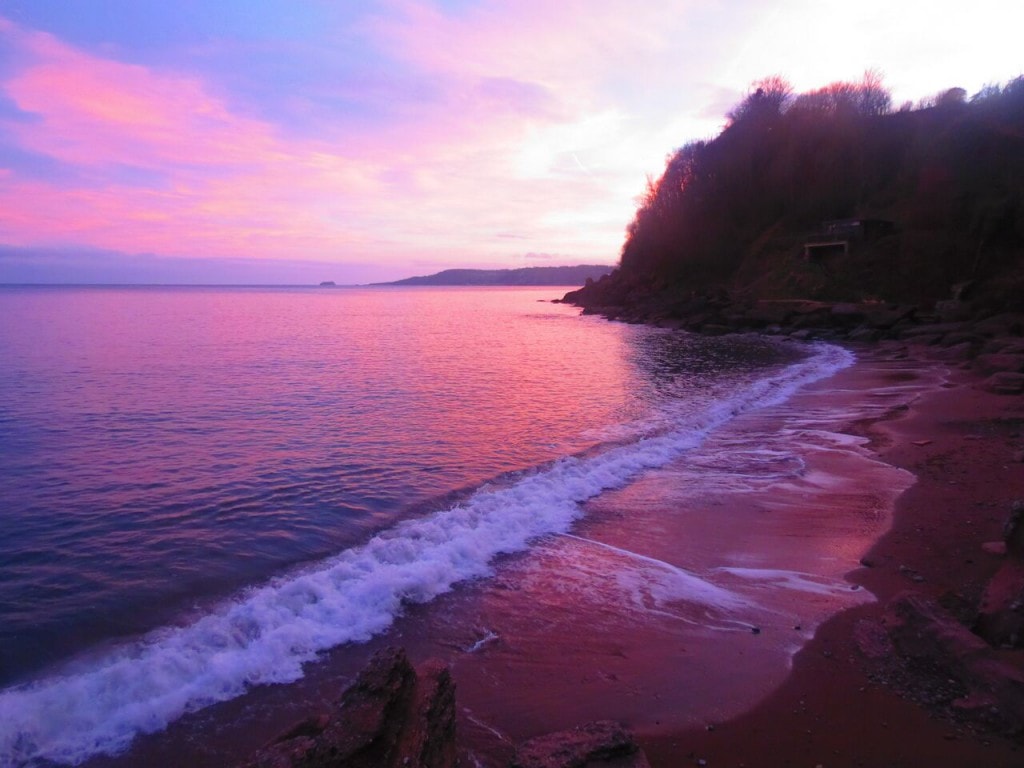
top-left (0, 1), bottom-right (1021, 285)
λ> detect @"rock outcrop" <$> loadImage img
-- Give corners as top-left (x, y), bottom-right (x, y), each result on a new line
top-left (237, 650), bottom-right (653, 768)
top-left (885, 592), bottom-right (1024, 732)
top-left (975, 501), bottom-right (1024, 648)
top-left (239, 647), bottom-right (457, 768)
top-left (563, 286), bottom-right (1024, 394)
top-left (510, 720), bottom-right (650, 768)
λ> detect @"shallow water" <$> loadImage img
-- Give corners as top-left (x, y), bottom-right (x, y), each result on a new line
top-left (0, 285), bottom-right (841, 766)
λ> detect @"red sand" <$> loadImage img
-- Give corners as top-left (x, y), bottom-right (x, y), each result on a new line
top-left (88, 344), bottom-right (1024, 768)
top-left (641, 345), bottom-right (1024, 767)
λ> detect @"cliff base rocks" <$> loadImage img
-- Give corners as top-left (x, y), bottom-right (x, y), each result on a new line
top-left (239, 647), bottom-right (457, 768)
top-left (239, 648), bottom-right (649, 768)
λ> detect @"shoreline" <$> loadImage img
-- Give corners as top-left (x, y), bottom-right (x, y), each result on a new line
top-left (78, 336), bottom-right (1024, 768)
top-left (642, 342), bottom-right (1024, 767)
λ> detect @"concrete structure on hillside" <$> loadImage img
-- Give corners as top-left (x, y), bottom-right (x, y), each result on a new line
top-left (804, 218), bottom-right (895, 260)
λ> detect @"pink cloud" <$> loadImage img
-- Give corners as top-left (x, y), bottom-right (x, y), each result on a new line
top-left (4, 26), bottom-right (277, 171)
top-left (0, 19), bottom-right (407, 261)
top-left (0, 9), bottom-right (650, 273)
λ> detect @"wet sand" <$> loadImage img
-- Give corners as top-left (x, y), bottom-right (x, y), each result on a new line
top-left (643, 343), bottom-right (1024, 767)
top-left (88, 343), bottom-right (1024, 768)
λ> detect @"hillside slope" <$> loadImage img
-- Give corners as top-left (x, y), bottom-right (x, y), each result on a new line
top-left (378, 264), bottom-right (613, 287)
top-left (568, 75), bottom-right (1024, 319)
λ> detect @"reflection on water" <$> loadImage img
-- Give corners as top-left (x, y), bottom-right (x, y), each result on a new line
top-left (0, 286), bottom-right (798, 687)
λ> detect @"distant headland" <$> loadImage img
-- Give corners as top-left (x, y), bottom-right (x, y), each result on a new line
top-left (373, 264), bottom-right (613, 287)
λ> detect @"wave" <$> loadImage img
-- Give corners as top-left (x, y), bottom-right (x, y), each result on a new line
top-left (0, 342), bottom-right (852, 767)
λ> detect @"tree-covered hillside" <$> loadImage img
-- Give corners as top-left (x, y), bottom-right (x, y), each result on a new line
top-left (571, 73), bottom-right (1024, 315)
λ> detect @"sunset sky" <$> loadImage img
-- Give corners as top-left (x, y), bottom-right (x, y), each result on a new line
top-left (1, 1), bottom-right (1021, 284)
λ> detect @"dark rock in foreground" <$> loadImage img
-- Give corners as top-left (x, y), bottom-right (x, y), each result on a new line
top-left (238, 649), bottom-right (652, 768)
top-left (975, 501), bottom-right (1024, 648)
top-left (239, 647), bottom-right (456, 768)
top-left (884, 591), bottom-right (1024, 732)
top-left (511, 721), bottom-right (650, 768)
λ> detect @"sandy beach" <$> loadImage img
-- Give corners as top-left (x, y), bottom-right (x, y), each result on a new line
top-left (641, 342), bottom-right (1024, 767)
top-left (75, 337), bottom-right (1023, 768)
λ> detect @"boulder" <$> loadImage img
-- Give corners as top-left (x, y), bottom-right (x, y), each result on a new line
top-left (1005, 500), bottom-right (1024, 558)
top-left (511, 721), bottom-right (650, 768)
top-left (983, 372), bottom-right (1024, 395)
top-left (903, 333), bottom-right (944, 347)
top-left (935, 299), bottom-right (972, 321)
top-left (974, 354), bottom-right (1024, 376)
top-left (863, 304), bottom-right (916, 329)
top-left (900, 322), bottom-right (968, 340)
top-left (973, 313), bottom-right (1024, 337)
top-left (885, 592), bottom-right (1024, 732)
top-left (981, 338), bottom-right (1024, 355)
top-left (940, 331), bottom-right (983, 348)
top-left (700, 323), bottom-right (735, 336)
top-left (853, 619), bottom-right (894, 659)
top-left (974, 559), bottom-right (1024, 648)
top-left (930, 341), bottom-right (975, 362)
top-left (239, 647), bottom-right (457, 768)
top-left (848, 326), bottom-right (882, 343)
top-left (830, 303), bottom-right (868, 325)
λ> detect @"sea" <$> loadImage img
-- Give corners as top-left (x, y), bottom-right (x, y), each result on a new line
top-left (0, 285), bottom-right (928, 767)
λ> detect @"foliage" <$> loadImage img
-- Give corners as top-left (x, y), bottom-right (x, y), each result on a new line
top-left (614, 73), bottom-right (1024, 305)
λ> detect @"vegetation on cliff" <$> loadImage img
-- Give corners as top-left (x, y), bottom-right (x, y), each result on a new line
top-left (570, 73), bottom-right (1024, 315)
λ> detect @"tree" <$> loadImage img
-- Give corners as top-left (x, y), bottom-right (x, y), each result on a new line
top-left (857, 69), bottom-right (892, 116)
top-left (727, 75), bottom-right (793, 125)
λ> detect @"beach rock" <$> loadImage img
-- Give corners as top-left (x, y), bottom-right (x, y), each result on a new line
top-left (974, 354), bottom-right (1024, 376)
top-left (900, 322), bottom-right (967, 341)
top-left (1003, 500), bottom-right (1024, 558)
top-left (747, 300), bottom-right (797, 325)
top-left (830, 303), bottom-right (867, 325)
top-left (983, 372), bottom-right (1024, 395)
top-left (973, 313), bottom-right (1024, 337)
top-left (848, 326), bottom-right (882, 343)
top-left (239, 647), bottom-right (457, 768)
top-left (885, 592), bottom-right (1024, 731)
top-left (930, 341), bottom-right (975, 362)
top-left (981, 338), bottom-right (1024, 355)
top-left (935, 299), bottom-right (971, 321)
top-left (863, 304), bottom-right (916, 329)
top-left (903, 333), bottom-right (944, 347)
top-left (510, 721), bottom-right (650, 768)
top-left (853, 619), bottom-right (894, 659)
top-left (886, 592), bottom-right (989, 668)
top-left (974, 559), bottom-right (1024, 648)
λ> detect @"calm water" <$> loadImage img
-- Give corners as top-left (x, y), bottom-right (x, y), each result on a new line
top-left (0, 285), bottom-right (847, 766)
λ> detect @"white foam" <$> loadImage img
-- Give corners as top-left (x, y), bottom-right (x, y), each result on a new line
top-left (716, 567), bottom-right (866, 598)
top-left (558, 533), bottom-right (749, 613)
top-left (465, 630), bottom-right (499, 653)
top-left (0, 342), bottom-right (852, 767)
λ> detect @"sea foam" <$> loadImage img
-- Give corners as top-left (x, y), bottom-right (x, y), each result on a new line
top-left (0, 342), bottom-right (852, 767)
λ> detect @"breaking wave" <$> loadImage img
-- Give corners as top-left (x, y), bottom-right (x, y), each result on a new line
top-left (0, 342), bottom-right (852, 767)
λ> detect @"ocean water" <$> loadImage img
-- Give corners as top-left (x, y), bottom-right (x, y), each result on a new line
top-left (0, 285), bottom-right (852, 766)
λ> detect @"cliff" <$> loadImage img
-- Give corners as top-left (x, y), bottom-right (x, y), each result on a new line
top-left (565, 75), bottom-right (1024, 321)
